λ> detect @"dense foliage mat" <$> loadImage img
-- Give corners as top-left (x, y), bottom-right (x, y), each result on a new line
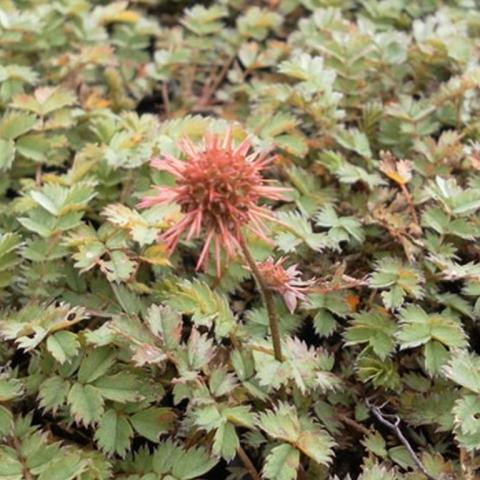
top-left (2, 0), bottom-right (480, 478)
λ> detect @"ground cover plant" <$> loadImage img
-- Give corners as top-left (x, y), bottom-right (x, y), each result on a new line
top-left (2, 0), bottom-right (480, 478)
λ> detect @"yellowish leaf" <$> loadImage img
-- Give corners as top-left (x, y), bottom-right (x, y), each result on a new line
top-left (140, 244), bottom-right (171, 266)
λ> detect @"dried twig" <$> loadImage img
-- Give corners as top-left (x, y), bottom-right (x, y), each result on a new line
top-left (366, 399), bottom-right (437, 480)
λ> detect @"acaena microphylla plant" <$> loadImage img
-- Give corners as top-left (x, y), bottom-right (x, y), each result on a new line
top-left (139, 127), bottom-right (289, 361)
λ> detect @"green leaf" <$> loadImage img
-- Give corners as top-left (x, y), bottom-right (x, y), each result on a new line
top-left (356, 355), bottom-right (401, 390)
top-left (37, 452), bottom-right (86, 480)
top-left (263, 443), bottom-right (299, 480)
top-left (0, 407), bottom-right (13, 437)
top-left (369, 257), bottom-right (424, 310)
top-left (0, 233), bottom-right (22, 273)
top-left (15, 133), bottom-right (50, 162)
top-left (12, 87), bottom-right (76, 116)
top-left (165, 279), bottom-right (235, 338)
top-left (444, 352), bottom-right (480, 393)
top-left (130, 407), bottom-right (176, 442)
top-left (453, 394), bottom-right (480, 435)
top-left (222, 405), bottom-right (256, 429)
top-left (30, 184), bottom-right (96, 217)
top-left (181, 5), bottom-right (227, 35)
top-left (388, 445), bottom-right (416, 469)
top-left (358, 463), bottom-right (397, 480)
top-left (334, 128), bottom-right (372, 158)
top-left (93, 372), bottom-right (142, 403)
top-left (0, 112), bottom-right (36, 140)
top-left (152, 440), bottom-right (218, 480)
top-left (0, 446), bottom-right (23, 479)
top-left (275, 211), bottom-right (327, 252)
top-left (212, 422), bottom-right (238, 461)
top-left (145, 304), bottom-right (182, 350)
top-left (94, 409), bottom-right (133, 457)
top-left (209, 368), bottom-right (238, 397)
top-left (187, 329), bottom-right (216, 371)
top-left (77, 347), bottom-right (116, 384)
top-left (361, 431), bottom-right (387, 458)
top-left (345, 310), bottom-right (397, 360)
top-left (315, 205), bottom-right (365, 246)
top-left (68, 383), bottom-right (104, 425)
top-left (38, 376), bottom-right (70, 413)
top-left (397, 305), bottom-right (467, 350)
top-left (258, 403), bottom-right (334, 466)
top-left (102, 250), bottom-right (136, 282)
top-left (0, 376), bottom-right (23, 402)
top-left (0, 138), bottom-right (15, 171)
top-left (424, 340), bottom-right (449, 376)
top-left (46, 331), bottom-right (79, 364)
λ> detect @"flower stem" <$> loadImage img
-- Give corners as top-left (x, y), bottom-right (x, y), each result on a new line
top-left (237, 444), bottom-right (261, 480)
top-left (239, 234), bottom-right (283, 362)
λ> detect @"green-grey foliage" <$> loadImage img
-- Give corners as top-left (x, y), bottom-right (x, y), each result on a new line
top-left (1, 0), bottom-right (480, 478)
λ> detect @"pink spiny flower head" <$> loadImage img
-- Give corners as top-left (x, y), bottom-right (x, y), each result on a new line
top-left (138, 127), bottom-right (289, 276)
top-left (256, 257), bottom-right (315, 313)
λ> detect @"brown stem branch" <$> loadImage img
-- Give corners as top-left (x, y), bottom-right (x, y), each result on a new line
top-left (366, 400), bottom-right (437, 480)
top-left (400, 184), bottom-right (420, 229)
top-left (460, 447), bottom-right (475, 480)
top-left (35, 164), bottom-right (42, 186)
top-left (195, 54), bottom-right (235, 109)
top-left (161, 81), bottom-right (170, 116)
top-left (338, 412), bottom-right (371, 436)
top-left (239, 234), bottom-right (283, 362)
top-left (237, 444), bottom-right (261, 480)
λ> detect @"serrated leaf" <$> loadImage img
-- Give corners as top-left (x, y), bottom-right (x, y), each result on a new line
top-left (0, 378), bottom-right (23, 401)
top-left (212, 421), bottom-right (238, 460)
top-left (145, 304), bottom-right (182, 350)
top-left (46, 331), bottom-right (79, 364)
top-left (68, 383), bottom-right (104, 425)
top-left (37, 452), bottom-right (86, 480)
top-left (424, 340), bottom-right (449, 376)
top-left (444, 352), bottom-right (480, 393)
top-left (0, 138), bottom-right (15, 171)
top-left (258, 403), bottom-right (334, 466)
top-left (38, 376), bottom-right (70, 413)
top-left (361, 431), bottom-right (387, 458)
top-left (397, 305), bottom-right (467, 350)
top-left (166, 280), bottom-right (235, 338)
top-left (130, 407), bottom-right (175, 442)
top-left (152, 440), bottom-right (218, 480)
top-left (12, 87), bottom-right (76, 116)
top-left (0, 407), bottom-right (13, 437)
top-left (453, 394), bottom-right (480, 435)
top-left (0, 112), bottom-right (36, 140)
top-left (93, 372), bottom-right (142, 403)
top-left (102, 251), bottom-right (136, 282)
top-left (139, 244), bottom-right (171, 266)
top-left (0, 446), bottom-right (23, 479)
top-left (345, 310), bottom-right (396, 360)
top-left (77, 347), bottom-right (116, 384)
top-left (94, 409), bottom-right (133, 457)
top-left (263, 443), bottom-right (299, 480)
top-left (370, 257), bottom-right (424, 310)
